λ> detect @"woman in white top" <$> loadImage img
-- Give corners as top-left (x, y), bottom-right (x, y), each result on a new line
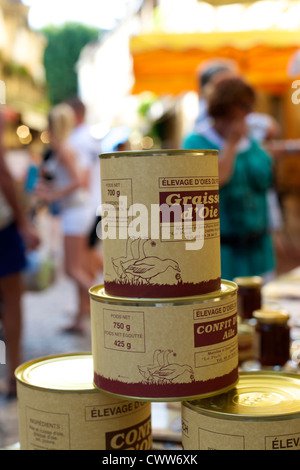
top-left (36, 103), bottom-right (96, 333)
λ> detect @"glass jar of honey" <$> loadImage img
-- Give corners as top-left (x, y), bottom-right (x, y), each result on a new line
top-left (240, 308), bottom-right (299, 372)
top-left (234, 276), bottom-right (263, 322)
top-left (253, 308), bottom-right (290, 367)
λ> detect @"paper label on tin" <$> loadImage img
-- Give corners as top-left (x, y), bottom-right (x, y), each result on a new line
top-left (99, 152), bottom-right (221, 298)
top-left (91, 291), bottom-right (238, 399)
top-left (182, 405), bottom-right (300, 450)
top-left (17, 383), bottom-right (152, 450)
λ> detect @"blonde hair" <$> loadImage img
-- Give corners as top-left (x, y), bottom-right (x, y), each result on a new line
top-left (48, 103), bottom-right (75, 142)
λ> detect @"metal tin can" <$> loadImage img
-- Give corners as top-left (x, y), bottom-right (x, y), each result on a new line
top-left (182, 371), bottom-right (300, 450)
top-left (15, 353), bottom-right (152, 450)
top-left (99, 149), bottom-right (220, 298)
top-left (89, 281), bottom-right (238, 401)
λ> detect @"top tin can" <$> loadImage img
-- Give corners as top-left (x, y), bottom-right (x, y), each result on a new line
top-left (99, 149), bottom-right (220, 298)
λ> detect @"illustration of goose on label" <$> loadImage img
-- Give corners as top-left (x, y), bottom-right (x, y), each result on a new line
top-left (123, 257), bottom-right (180, 285)
top-left (112, 237), bottom-right (181, 285)
top-left (138, 349), bottom-right (194, 384)
top-left (112, 237), bottom-right (150, 280)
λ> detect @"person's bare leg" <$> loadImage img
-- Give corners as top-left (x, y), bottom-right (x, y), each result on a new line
top-left (86, 246), bottom-right (103, 278)
top-left (81, 245), bottom-right (103, 312)
top-left (63, 235), bottom-right (94, 332)
top-left (0, 272), bottom-right (23, 395)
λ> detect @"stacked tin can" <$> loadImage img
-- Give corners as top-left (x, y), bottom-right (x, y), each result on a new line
top-left (15, 149), bottom-right (300, 451)
top-left (181, 371), bottom-right (300, 450)
top-left (15, 353), bottom-right (152, 450)
top-left (90, 149), bottom-right (239, 402)
top-left (14, 148), bottom-right (239, 451)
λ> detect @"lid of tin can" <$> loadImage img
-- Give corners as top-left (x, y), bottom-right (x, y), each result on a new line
top-left (253, 308), bottom-right (290, 324)
top-left (89, 280), bottom-right (237, 306)
top-left (185, 372), bottom-right (300, 419)
top-left (100, 149), bottom-right (219, 159)
top-left (15, 353), bottom-right (95, 392)
top-left (233, 276), bottom-right (263, 288)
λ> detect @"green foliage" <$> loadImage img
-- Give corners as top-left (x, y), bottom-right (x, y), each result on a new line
top-left (3, 61), bottom-right (31, 79)
top-left (42, 22), bottom-right (100, 105)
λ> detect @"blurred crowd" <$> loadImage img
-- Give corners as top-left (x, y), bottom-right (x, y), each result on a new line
top-left (1, 58), bottom-right (300, 398)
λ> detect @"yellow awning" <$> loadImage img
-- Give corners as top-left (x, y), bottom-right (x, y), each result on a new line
top-left (130, 31), bottom-right (300, 95)
top-left (131, 30), bottom-right (300, 52)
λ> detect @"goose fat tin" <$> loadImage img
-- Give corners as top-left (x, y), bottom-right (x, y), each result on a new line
top-left (182, 371), bottom-right (300, 450)
top-left (90, 281), bottom-right (238, 401)
top-left (15, 353), bottom-right (152, 450)
top-left (99, 149), bottom-right (221, 298)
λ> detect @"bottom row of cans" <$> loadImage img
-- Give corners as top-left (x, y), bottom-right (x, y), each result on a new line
top-left (15, 353), bottom-right (300, 450)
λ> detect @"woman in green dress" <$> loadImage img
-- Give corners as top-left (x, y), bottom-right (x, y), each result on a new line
top-left (183, 76), bottom-right (275, 281)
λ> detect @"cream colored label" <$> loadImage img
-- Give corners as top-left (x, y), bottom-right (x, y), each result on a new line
top-left (26, 407), bottom-right (70, 449)
top-left (91, 292), bottom-right (238, 399)
top-left (17, 383), bottom-right (151, 450)
top-left (100, 152), bottom-right (221, 298)
top-left (182, 405), bottom-right (300, 450)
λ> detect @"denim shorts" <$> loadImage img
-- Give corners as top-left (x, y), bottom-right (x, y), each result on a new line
top-left (0, 222), bottom-right (26, 278)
